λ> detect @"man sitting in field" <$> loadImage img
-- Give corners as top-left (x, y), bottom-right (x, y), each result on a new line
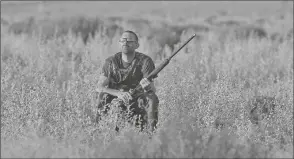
top-left (95, 30), bottom-right (159, 133)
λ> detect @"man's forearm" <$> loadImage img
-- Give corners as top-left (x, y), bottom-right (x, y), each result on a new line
top-left (97, 86), bottom-right (119, 97)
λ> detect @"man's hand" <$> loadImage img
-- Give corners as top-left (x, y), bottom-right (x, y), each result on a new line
top-left (116, 91), bottom-right (133, 104)
top-left (140, 78), bottom-right (152, 91)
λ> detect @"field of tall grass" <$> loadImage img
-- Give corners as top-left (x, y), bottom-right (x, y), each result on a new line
top-left (1, 1), bottom-right (293, 158)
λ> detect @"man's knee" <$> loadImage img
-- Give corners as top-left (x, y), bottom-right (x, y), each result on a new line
top-left (145, 91), bottom-right (159, 106)
top-left (96, 93), bottom-right (115, 121)
top-left (144, 91), bottom-right (159, 119)
top-left (143, 91), bottom-right (158, 132)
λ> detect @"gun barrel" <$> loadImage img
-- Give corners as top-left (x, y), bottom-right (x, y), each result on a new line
top-left (169, 34), bottom-right (196, 60)
top-left (147, 59), bottom-right (169, 80)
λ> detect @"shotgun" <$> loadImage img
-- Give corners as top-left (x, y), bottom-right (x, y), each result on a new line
top-left (128, 34), bottom-right (197, 103)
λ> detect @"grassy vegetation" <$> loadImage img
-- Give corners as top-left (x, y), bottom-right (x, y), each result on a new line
top-left (1, 1), bottom-right (293, 158)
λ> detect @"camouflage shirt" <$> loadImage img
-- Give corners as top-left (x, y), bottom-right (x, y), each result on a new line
top-left (101, 52), bottom-right (155, 90)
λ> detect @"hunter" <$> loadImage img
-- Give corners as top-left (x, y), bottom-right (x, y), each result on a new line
top-left (95, 30), bottom-right (159, 133)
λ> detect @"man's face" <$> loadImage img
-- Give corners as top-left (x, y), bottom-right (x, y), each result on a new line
top-left (119, 32), bottom-right (138, 54)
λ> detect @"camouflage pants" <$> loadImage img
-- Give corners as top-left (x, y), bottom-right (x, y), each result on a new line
top-left (96, 91), bottom-right (159, 132)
